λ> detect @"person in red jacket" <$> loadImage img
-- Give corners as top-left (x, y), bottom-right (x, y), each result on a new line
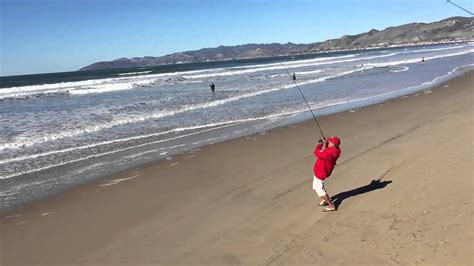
top-left (313, 136), bottom-right (342, 212)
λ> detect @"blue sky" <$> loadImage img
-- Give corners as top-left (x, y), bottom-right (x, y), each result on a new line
top-left (1, 0), bottom-right (472, 76)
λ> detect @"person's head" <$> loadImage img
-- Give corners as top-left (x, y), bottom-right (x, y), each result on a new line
top-left (327, 136), bottom-right (341, 148)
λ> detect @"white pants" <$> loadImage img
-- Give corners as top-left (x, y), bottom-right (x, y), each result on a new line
top-left (312, 176), bottom-right (327, 197)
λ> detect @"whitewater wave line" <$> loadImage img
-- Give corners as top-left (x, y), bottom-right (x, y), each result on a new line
top-left (64, 47), bottom-right (472, 86)
top-left (0, 108), bottom-right (307, 180)
top-left (0, 70), bottom-right (217, 100)
top-left (0, 54), bottom-right (369, 99)
top-left (117, 71), bottom-right (153, 76)
top-left (365, 49), bottom-right (474, 68)
top-left (0, 69), bottom-right (361, 151)
top-left (1, 51), bottom-right (472, 151)
top-left (1, 44), bottom-right (471, 100)
top-left (2, 64), bottom-right (473, 180)
top-left (390, 67), bottom-right (410, 73)
top-left (220, 43), bottom-right (469, 72)
top-left (181, 53), bottom-right (401, 79)
top-left (0, 54), bottom-right (360, 98)
top-left (0, 117), bottom-right (289, 165)
top-left (351, 64), bottom-right (474, 104)
top-left (225, 54), bottom-right (357, 71)
top-left (407, 44), bottom-right (468, 54)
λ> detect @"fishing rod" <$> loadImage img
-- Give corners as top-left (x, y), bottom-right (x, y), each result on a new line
top-left (279, 62), bottom-right (326, 139)
top-left (446, 0), bottom-right (474, 15)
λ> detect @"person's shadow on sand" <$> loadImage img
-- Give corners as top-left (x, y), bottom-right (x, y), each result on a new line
top-left (331, 179), bottom-right (392, 209)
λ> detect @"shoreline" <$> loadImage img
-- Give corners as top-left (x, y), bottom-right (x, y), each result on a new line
top-left (1, 71), bottom-right (473, 265)
top-left (1, 69), bottom-right (472, 214)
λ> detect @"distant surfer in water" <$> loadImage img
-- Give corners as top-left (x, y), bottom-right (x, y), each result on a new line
top-left (360, 64), bottom-right (364, 71)
top-left (421, 57), bottom-right (425, 63)
top-left (292, 73), bottom-right (296, 81)
top-left (209, 82), bottom-right (215, 93)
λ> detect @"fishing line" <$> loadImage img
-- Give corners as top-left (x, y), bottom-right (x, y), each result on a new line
top-left (446, 0), bottom-right (474, 15)
top-left (279, 62), bottom-right (326, 139)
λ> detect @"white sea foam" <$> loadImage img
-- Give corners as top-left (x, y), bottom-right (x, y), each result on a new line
top-left (407, 44), bottom-right (470, 54)
top-left (0, 107), bottom-right (307, 180)
top-left (390, 66), bottom-right (409, 73)
top-left (0, 70), bottom-right (211, 100)
top-left (366, 49), bottom-right (473, 68)
top-left (180, 47), bottom-right (472, 80)
top-left (181, 53), bottom-right (398, 79)
top-left (295, 69), bottom-right (326, 75)
top-left (117, 71), bottom-right (152, 76)
top-left (0, 53), bottom-right (388, 99)
top-left (187, 43), bottom-right (468, 75)
top-left (342, 63), bottom-right (474, 105)
top-left (225, 54), bottom-right (357, 70)
top-left (430, 63), bottom-right (474, 84)
top-left (0, 69), bottom-right (360, 151)
top-left (8, 59), bottom-right (468, 181)
top-left (1, 44), bottom-right (471, 100)
top-left (268, 74), bottom-right (286, 78)
top-left (0, 120), bottom-right (270, 165)
top-left (69, 79), bottom-right (158, 95)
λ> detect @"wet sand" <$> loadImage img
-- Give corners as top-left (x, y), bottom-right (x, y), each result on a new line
top-left (1, 72), bottom-right (473, 265)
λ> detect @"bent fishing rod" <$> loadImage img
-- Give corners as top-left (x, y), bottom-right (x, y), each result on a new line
top-left (446, 0), bottom-right (474, 15)
top-left (279, 62), bottom-right (326, 139)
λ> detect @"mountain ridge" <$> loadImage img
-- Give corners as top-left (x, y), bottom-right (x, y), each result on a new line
top-left (80, 16), bottom-right (473, 71)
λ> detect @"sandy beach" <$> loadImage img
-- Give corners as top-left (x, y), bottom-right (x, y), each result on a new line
top-left (1, 72), bottom-right (473, 265)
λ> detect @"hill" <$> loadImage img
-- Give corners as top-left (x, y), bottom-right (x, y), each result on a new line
top-left (80, 16), bottom-right (473, 71)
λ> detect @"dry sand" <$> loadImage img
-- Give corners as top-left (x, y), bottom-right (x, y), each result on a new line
top-left (1, 72), bottom-right (473, 266)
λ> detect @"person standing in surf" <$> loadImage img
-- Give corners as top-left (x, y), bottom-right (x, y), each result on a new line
top-left (209, 82), bottom-right (215, 93)
top-left (313, 136), bottom-right (342, 212)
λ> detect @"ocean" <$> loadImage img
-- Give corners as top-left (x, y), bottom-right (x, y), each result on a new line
top-left (1, 43), bottom-right (473, 211)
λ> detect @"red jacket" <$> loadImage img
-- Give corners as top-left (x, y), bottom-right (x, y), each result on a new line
top-left (313, 144), bottom-right (341, 180)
